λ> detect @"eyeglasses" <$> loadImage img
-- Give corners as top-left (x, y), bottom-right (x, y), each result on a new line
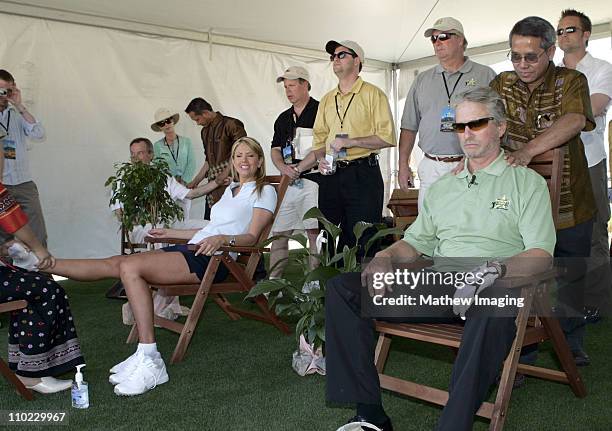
top-left (155, 118), bottom-right (173, 128)
top-left (329, 51), bottom-right (357, 61)
top-left (452, 117), bottom-right (495, 133)
top-left (430, 32), bottom-right (455, 43)
top-left (556, 26), bottom-right (582, 36)
top-left (507, 50), bottom-right (547, 64)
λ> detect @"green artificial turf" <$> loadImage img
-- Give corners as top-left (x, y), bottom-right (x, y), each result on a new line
top-left (1, 278), bottom-right (611, 431)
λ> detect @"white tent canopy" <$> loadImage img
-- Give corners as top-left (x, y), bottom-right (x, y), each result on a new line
top-left (0, 1), bottom-right (610, 258)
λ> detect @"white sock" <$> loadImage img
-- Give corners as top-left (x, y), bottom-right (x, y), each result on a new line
top-left (137, 343), bottom-right (159, 357)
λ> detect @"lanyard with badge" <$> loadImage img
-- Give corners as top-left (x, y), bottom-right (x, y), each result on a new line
top-left (440, 72), bottom-right (464, 132)
top-left (282, 111), bottom-right (298, 164)
top-left (164, 136), bottom-right (182, 177)
top-left (0, 110), bottom-right (16, 160)
top-left (333, 93), bottom-right (355, 158)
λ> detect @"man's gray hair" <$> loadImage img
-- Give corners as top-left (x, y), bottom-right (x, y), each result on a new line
top-left (509, 16), bottom-right (556, 50)
top-left (452, 87), bottom-right (507, 124)
top-left (129, 137), bottom-right (154, 153)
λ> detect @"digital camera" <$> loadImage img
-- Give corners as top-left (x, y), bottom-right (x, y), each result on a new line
top-left (0, 88), bottom-right (10, 97)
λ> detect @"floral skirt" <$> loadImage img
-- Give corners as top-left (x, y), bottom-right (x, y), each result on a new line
top-left (1, 267), bottom-right (85, 377)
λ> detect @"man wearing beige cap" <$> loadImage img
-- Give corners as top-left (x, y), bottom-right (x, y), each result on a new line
top-left (269, 66), bottom-right (320, 282)
top-left (398, 17), bottom-right (495, 209)
top-left (296, 40), bottom-right (395, 259)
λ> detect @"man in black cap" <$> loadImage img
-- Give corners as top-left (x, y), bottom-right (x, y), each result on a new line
top-left (296, 40), bottom-right (395, 258)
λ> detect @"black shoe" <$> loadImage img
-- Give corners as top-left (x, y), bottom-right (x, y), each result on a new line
top-left (572, 349), bottom-right (590, 367)
top-left (346, 415), bottom-right (393, 431)
top-left (583, 306), bottom-right (602, 324)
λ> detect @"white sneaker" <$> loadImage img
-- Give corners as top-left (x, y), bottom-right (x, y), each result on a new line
top-left (109, 351), bottom-right (161, 385)
top-left (8, 243), bottom-right (39, 271)
top-left (113, 352), bottom-right (168, 396)
top-left (109, 351), bottom-right (139, 374)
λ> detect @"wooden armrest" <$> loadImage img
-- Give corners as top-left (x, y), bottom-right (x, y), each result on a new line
top-left (179, 244), bottom-right (269, 254)
top-left (145, 237), bottom-right (189, 245)
top-left (495, 268), bottom-right (558, 289)
top-left (0, 300), bottom-right (28, 313)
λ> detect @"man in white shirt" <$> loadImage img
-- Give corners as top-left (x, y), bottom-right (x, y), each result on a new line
top-left (111, 138), bottom-right (220, 237)
top-left (0, 69), bottom-right (47, 246)
top-left (558, 9), bottom-right (612, 340)
top-left (111, 137), bottom-right (221, 319)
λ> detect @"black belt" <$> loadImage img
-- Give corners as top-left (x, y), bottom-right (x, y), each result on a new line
top-left (336, 153), bottom-right (379, 168)
top-left (424, 153), bottom-right (463, 163)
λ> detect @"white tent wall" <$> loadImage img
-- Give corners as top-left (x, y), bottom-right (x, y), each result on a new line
top-left (0, 13), bottom-right (393, 258)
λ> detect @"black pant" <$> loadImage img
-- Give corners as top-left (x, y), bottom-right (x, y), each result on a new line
top-left (555, 219), bottom-right (593, 351)
top-left (318, 161), bottom-right (383, 259)
top-left (325, 272), bottom-right (516, 431)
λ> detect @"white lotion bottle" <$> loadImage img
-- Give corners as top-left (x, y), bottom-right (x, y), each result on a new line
top-left (71, 364), bottom-right (89, 409)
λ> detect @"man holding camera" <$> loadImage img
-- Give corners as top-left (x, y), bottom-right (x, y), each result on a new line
top-left (0, 69), bottom-right (47, 247)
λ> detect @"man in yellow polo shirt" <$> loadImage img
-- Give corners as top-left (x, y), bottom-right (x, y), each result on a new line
top-left (296, 40), bottom-right (395, 257)
top-left (325, 87), bottom-right (555, 431)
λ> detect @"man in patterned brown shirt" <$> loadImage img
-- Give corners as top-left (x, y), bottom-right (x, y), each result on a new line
top-left (185, 97), bottom-right (247, 218)
top-left (490, 16), bottom-right (595, 365)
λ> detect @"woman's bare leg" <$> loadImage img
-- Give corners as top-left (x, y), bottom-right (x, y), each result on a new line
top-left (43, 251), bottom-right (162, 281)
top-left (118, 252), bottom-right (200, 343)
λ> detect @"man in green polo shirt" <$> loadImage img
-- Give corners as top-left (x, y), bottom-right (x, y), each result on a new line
top-left (325, 87), bottom-right (555, 431)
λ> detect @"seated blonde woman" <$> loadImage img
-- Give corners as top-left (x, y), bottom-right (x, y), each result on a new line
top-left (43, 137), bottom-right (277, 396)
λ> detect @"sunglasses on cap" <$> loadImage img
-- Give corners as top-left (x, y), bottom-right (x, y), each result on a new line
top-left (329, 51), bottom-right (357, 61)
top-left (556, 26), bottom-right (582, 36)
top-left (507, 50), bottom-right (547, 64)
top-left (452, 117), bottom-right (495, 133)
top-left (430, 32), bottom-right (455, 43)
top-left (155, 118), bottom-right (173, 128)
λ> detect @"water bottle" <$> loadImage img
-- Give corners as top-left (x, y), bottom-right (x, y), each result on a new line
top-left (323, 151), bottom-right (337, 175)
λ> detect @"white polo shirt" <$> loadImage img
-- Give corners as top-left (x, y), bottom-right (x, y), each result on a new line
top-left (189, 181), bottom-right (276, 245)
top-left (560, 53), bottom-right (612, 167)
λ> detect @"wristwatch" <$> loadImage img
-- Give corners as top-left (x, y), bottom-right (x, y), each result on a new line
top-left (487, 260), bottom-right (507, 279)
top-left (228, 236), bottom-right (237, 247)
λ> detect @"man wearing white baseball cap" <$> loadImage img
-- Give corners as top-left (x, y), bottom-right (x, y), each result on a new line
top-left (296, 40), bottom-right (395, 261)
top-left (269, 66), bottom-right (320, 282)
top-left (398, 17), bottom-right (496, 209)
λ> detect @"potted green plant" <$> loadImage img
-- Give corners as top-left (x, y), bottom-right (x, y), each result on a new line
top-left (105, 158), bottom-right (184, 236)
top-left (247, 207), bottom-right (403, 375)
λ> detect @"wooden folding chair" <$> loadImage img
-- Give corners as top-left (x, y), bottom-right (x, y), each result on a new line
top-left (126, 175), bottom-right (291, 363)
top-left (0, 300), bottom-right (34, 400)
top-left (375, 148), bottom-right (585, 430)
top-left (386, 188), bottom-right (418, 241)
top-left (120, 225), bottom-right (149, 256)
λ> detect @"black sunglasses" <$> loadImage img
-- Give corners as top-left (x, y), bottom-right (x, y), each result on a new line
top-left (430, 32), bottom-right (455, 43)
top-left (557, 26), bottom-right (582, 36)
top-left (329, 51), bottom-right (357, 61)
top-left (155, 118), bottom-right (173, 128)
top-left (507, 50), bottom-right (547, 64)
top-left (452, 117), bottom-right (495, 133)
